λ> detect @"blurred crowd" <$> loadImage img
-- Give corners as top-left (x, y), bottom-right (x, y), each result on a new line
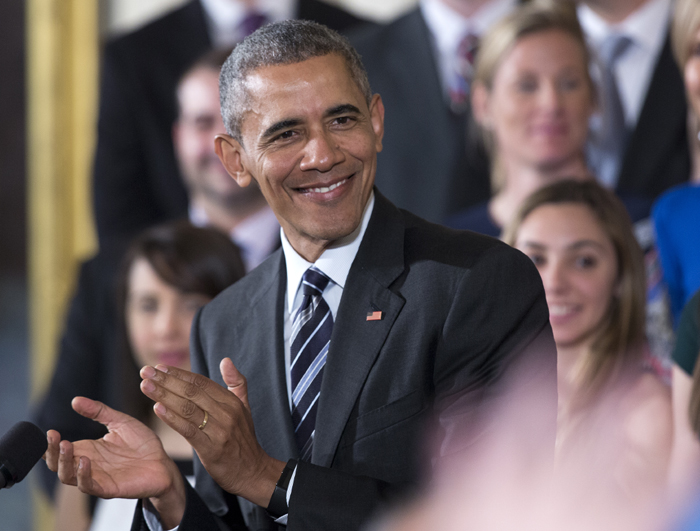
top-left (32, 0), bottom-right (700, 529)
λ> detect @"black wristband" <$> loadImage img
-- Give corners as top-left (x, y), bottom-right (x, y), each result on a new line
top-left (267, 458), bottom-right (297, 519)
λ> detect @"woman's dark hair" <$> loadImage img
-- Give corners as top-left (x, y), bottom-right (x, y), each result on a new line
top-left (116, 221), bottom-right (246, 422)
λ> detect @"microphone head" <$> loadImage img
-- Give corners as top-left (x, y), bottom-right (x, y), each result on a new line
top-left (0, 421), bottom-right (48, 488)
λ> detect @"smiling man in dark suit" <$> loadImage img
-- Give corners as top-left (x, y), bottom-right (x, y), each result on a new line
top-left (93, 0), bottom-right (368, 248)
top-left (46, 21), bottom-right (555, 531)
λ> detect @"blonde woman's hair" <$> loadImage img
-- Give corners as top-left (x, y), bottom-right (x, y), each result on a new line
top-left (473, 0), bottom-right (594, 193)
top-left (503, 180), bottom-right (646, 394)
top-left (672, 0), bottom-right (700, 70)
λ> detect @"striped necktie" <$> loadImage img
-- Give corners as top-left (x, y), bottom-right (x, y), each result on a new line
top-left (290, 267), bottom-right (333, 460)
top-left (590, 33), bottom-right (633, 188)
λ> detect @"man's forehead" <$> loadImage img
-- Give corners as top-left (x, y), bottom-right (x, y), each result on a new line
top-left (238, 55), bottom-right (365, 130)
top-left (242, 54), bottom-right (354, 92)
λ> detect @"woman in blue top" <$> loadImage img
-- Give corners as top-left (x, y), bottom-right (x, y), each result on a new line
top-left (652, 0), bottom-right (700, 326)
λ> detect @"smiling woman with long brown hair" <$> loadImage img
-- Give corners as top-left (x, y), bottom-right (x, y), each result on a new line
top-left (505, 180), bottom-right (672, 497)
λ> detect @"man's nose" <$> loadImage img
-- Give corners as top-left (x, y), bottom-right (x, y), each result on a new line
top-left (299, 131), bottom-right (345, 172)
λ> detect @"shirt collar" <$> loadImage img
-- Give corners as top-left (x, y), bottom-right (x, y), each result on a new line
top-left (282, 192), bottom-right (375, 314)
top-left (577, 0), bottom-right (671, 54)
top-left (421, 0), bottom-right (516, 57)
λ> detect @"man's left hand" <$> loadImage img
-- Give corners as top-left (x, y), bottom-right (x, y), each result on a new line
top-left (140, 358), bottom-right (286, 507)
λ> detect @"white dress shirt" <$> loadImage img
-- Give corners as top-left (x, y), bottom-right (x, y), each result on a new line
top-left (420, 0), bottom-right (517, 100)
top-left (199, 0), bottom-right (296, 47)
top-left (578, 0), bottom-right (672, 129)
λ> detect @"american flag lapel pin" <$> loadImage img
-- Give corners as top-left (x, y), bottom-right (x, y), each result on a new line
top-left (366, 310), bottom-right (383, 321)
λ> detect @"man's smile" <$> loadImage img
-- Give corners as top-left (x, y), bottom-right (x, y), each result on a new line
top-left (295, 174), bottom-right (353, 197)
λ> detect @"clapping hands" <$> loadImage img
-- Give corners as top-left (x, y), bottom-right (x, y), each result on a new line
top-left (44, 396), bottom-right (186, 526)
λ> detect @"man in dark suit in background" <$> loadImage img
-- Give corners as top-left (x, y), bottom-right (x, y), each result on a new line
top-left (174, 47), bottom-right (280, 271)
top-left (348, 0), bottom-right (519, 224)
top-left (46, 21), bottom-right (556, 531)
top-left (93, 0), bottom-right (368, 248)
top-left (578, 0), bottom-right (690, 199)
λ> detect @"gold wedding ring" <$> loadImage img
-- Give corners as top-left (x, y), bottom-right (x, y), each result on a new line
top-left (198, 410), bottom-right (209, 430)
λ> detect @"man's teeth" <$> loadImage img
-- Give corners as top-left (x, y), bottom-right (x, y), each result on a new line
top-left (549, 305), bottom-right (575, 316)
top-left (309, 178), bottom-right (347, 193)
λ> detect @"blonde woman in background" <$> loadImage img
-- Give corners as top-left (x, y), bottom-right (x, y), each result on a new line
top-left (447, 1), bottom-right (594, 237)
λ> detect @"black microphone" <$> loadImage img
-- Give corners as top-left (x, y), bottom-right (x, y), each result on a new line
top-left (0, 421), bottom-right (48, 489)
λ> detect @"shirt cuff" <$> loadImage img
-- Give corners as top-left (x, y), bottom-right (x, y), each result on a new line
top-left (272, 464), bottom-right (297, 526)
top-left (142, 498), bottom-right (179, 531)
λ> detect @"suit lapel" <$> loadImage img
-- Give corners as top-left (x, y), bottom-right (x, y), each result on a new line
top-left (617, 32), bottom-right (687, 195)
top-left (234, 253), bottom-right (298, 462)
top-left (313, 193), bottom-right (407, 467)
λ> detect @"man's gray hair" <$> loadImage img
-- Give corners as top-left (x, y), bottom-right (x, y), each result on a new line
top-left (219, 20), bottom-right (372, 142)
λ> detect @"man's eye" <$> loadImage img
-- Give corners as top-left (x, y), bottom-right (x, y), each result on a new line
top-left (276, 130), bottom-right (296, 140)
top-left (333, 116), bottom-right (355, 126)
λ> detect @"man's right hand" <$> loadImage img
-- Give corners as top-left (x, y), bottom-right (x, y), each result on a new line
top-left (44, 396), bottom-right (186, 528)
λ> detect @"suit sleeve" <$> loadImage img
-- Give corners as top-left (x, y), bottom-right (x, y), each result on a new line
top-left (130, 479), bottom-right (232, 531)
top-left (433, 242), bottom-right (557, 458)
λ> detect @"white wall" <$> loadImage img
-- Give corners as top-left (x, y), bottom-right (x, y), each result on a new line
top-left (105, 0), bottom-right (417, 35)
top-left (337, 0), bottom-right (417, 21)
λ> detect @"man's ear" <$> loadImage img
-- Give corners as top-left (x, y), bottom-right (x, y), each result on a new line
top-left (215, 134), bottom-right (253, 187)
top-left (471, 81), bottom-right (492, 129)
top-left (369, 94), bottom-right (385, 153)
